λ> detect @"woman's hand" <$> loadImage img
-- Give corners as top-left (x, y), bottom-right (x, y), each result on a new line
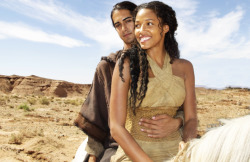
top-left (139, 114), bottom-right (182, 138)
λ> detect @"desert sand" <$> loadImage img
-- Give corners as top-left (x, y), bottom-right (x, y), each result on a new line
top-left (0, 76), bottom-right (249, 161)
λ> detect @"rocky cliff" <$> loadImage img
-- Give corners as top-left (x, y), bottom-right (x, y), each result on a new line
top-left (0, 75), bottom-right (91, 97)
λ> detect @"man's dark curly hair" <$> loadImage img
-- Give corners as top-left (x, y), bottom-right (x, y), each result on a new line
top-left (110, 1), bottom-right (137, 27)
top-left (119, 1), bottom-right (180, 114)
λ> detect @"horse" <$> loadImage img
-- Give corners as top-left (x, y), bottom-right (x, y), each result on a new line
top-left (73, 115), bottom-right (250, 162)
top-left (169, 115), bottom-right (250, 162)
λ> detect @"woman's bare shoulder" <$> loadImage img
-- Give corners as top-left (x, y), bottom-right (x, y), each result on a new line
top-left (173, 58), bottom-right (193, 71)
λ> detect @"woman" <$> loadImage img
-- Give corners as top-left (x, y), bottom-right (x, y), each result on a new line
top-left (110, 1), bottom-right (197, 162)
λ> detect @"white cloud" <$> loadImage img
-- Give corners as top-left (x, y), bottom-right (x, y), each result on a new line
top-left (208, 41), bottom-right (250, 59)
top-left (0, 0), bottom-right (122, 50)
top-left (1, 0), bottom-right (249, 59)
top-left (177, 6), bottom-right (250, 59)
top-left (0, 34), bottom-right (6, 39)
top-left (0, 21), bottom-right (88, 47)
top-left (0, 0), bottom-right (198, 50)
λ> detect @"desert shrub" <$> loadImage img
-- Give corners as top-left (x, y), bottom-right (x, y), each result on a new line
top-left (64, 99), bottom-right (74, 105)
top-left (64, 99), bottom-right (81, 106)
top-left (0, 98), bottom-right (6, 106)
top-left (20, 128), bottom-right (44, 138)
top-left (225, 86), bottom-right (250, 91)
top-left (27, 98), bottom-right (37, 105)
top-left (19, 104), bottom-right (32, 111)
top-left (40, 97), bottom-right (50, 105)
top-left (8, 133), bottom-right (23, 145)
top-left (11, 95), bottom-right (20, 99)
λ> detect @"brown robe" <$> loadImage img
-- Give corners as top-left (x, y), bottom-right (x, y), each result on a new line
top-left (74, 51), bottom-right (121, 162)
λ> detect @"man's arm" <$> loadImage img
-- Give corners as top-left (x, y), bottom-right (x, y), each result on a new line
top-left (74, 59), bottom-right (115, 158)
top-left (85, 136), bottom-right (104, 160)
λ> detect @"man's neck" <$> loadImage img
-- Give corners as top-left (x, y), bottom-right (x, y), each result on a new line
top-left (123, 43), bottom-right (131, 50)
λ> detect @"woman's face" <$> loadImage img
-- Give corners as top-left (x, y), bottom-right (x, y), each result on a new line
top-left (135, 8), bottom-right (169, 50)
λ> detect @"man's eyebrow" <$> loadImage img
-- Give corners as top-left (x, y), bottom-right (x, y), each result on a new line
top-left (114, 22), bottom-right (120, 26)
top-left (114, 16), bottom-right (132, 26)
top-left (122, 16), bottom-right (133, 21)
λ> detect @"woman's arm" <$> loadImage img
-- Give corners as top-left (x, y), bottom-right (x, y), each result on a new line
top-left (110, 59), bottom-right (152, 162)
top-left (182, 60), bottom-right (198, 142)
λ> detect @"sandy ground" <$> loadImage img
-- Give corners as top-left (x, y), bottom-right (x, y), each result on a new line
top-left (0, 87), bottom-right (249, 161)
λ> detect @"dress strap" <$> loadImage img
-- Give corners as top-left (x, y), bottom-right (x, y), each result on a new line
top-left (147, 53), bottom-right (172, 78)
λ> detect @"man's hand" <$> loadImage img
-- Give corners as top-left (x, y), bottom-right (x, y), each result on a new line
top-left (88, 155), bottom-right (96, 162)
top-left (139, 114), bottom-right (182, 138)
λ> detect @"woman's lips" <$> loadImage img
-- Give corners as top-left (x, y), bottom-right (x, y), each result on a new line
top-left (140, 36), bottom-right (151, 43)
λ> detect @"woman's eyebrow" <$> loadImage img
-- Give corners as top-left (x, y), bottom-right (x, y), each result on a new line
top-left (135, 19), bottom-right (154, 23)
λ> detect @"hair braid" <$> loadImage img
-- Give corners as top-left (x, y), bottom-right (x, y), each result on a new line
top-left (137, 49), bottom-right (149, 106)
top-left (118, 44), bottom-right (149, 115)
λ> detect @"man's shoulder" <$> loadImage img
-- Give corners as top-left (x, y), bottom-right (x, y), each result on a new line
top-left (101, 50), bottom-right (122, 63)
top-left (96, 50), bottom-right (122, 73)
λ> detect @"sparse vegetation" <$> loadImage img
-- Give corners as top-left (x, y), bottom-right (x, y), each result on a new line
top-left (0, 97), bottom-right (6, 105)
top-left (63, 98), bottom-right (84, 106)
top-left (21, 128), bottom-right (44, 138)
top-left (225, 86), bottom-right (250, 91)
top-left (40, 97), bottom-right (50, 105)
top-left (8, 133), bottom-right (24, 145)
top-left (12, 95), bottom-right (20, 99)
top-left (19, 103), bottom-right (33, 111)
top-left (0, 86), bottom-right (248, 162)
top-left (27, 98), bottom-right (37, 105)
top-left (64, 99), bottom-right (80, 106)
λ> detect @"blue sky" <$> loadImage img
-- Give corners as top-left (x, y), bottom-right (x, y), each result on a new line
top-left (0, 0), bottom-right (249, 89)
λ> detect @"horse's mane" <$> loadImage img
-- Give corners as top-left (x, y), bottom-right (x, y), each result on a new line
top-left (171, 115), bottom-right (250, 162)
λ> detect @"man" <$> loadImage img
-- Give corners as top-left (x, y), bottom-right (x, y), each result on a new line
top-left (74, 1), bottom-right (184, 162)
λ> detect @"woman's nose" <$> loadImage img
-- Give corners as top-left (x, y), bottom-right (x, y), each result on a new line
top-left (139, 24), bottom-right (146, 32)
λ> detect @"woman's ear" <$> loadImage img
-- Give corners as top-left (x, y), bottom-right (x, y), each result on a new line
top-left (163, 25), bottom-right (169, 34)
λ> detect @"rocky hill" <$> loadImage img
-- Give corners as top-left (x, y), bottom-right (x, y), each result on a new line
top-left (0, 75), bottom-right (90, 97)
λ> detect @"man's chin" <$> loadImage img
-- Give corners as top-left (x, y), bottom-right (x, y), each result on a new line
top-left (123, 37), bottom-right (135, 44)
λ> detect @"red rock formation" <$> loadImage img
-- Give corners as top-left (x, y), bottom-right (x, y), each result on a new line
top-left (0, 75), bottom-right (90, 97)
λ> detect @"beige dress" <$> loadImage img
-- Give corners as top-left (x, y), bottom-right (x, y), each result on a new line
top-left (111, 54), bottom-right (186, 162)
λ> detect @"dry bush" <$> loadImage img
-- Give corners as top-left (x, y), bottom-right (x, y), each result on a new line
top-left (46, 138), bottom-right (64, 149)
top-left (8, 133), bottom-right (24, 145)
top-left (0, 97), bottom-right (6, 106)
top-left (19, 103), bottom-right (33, 111)
top-left (64, 99), bottom-right (79, 106)
top-left (40, 97), bottom-right (50, 105)
top-left (21, 128), bottom-right (44, 138)
top-left (27, 98), bottom-right (37, 105)
top-left (11, 95), bottom-right (20, 99)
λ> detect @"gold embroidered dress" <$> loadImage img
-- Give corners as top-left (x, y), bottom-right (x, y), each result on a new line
top-left (111, 54), bottom-right (186, 162)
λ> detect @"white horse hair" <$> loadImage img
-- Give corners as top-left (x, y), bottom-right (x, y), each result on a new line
top-left (170, 115), bottom-right (250, 162)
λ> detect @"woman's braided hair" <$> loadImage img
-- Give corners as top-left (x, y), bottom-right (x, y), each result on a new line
top-left (118, 1), bottom-right (180, 114)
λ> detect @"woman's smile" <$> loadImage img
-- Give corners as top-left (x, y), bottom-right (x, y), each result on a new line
top-left (139, 35), bottom-right (151, 43)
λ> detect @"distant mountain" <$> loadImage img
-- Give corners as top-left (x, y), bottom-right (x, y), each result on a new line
top-left (0, 75), bottom-right (90, 97)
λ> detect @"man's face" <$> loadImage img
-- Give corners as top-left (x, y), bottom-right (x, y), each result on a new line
top-left (112, 9), bottom-right (135, 45)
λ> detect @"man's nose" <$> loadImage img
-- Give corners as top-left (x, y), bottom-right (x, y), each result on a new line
top-left (122, 24), bottom-right (128, 32)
